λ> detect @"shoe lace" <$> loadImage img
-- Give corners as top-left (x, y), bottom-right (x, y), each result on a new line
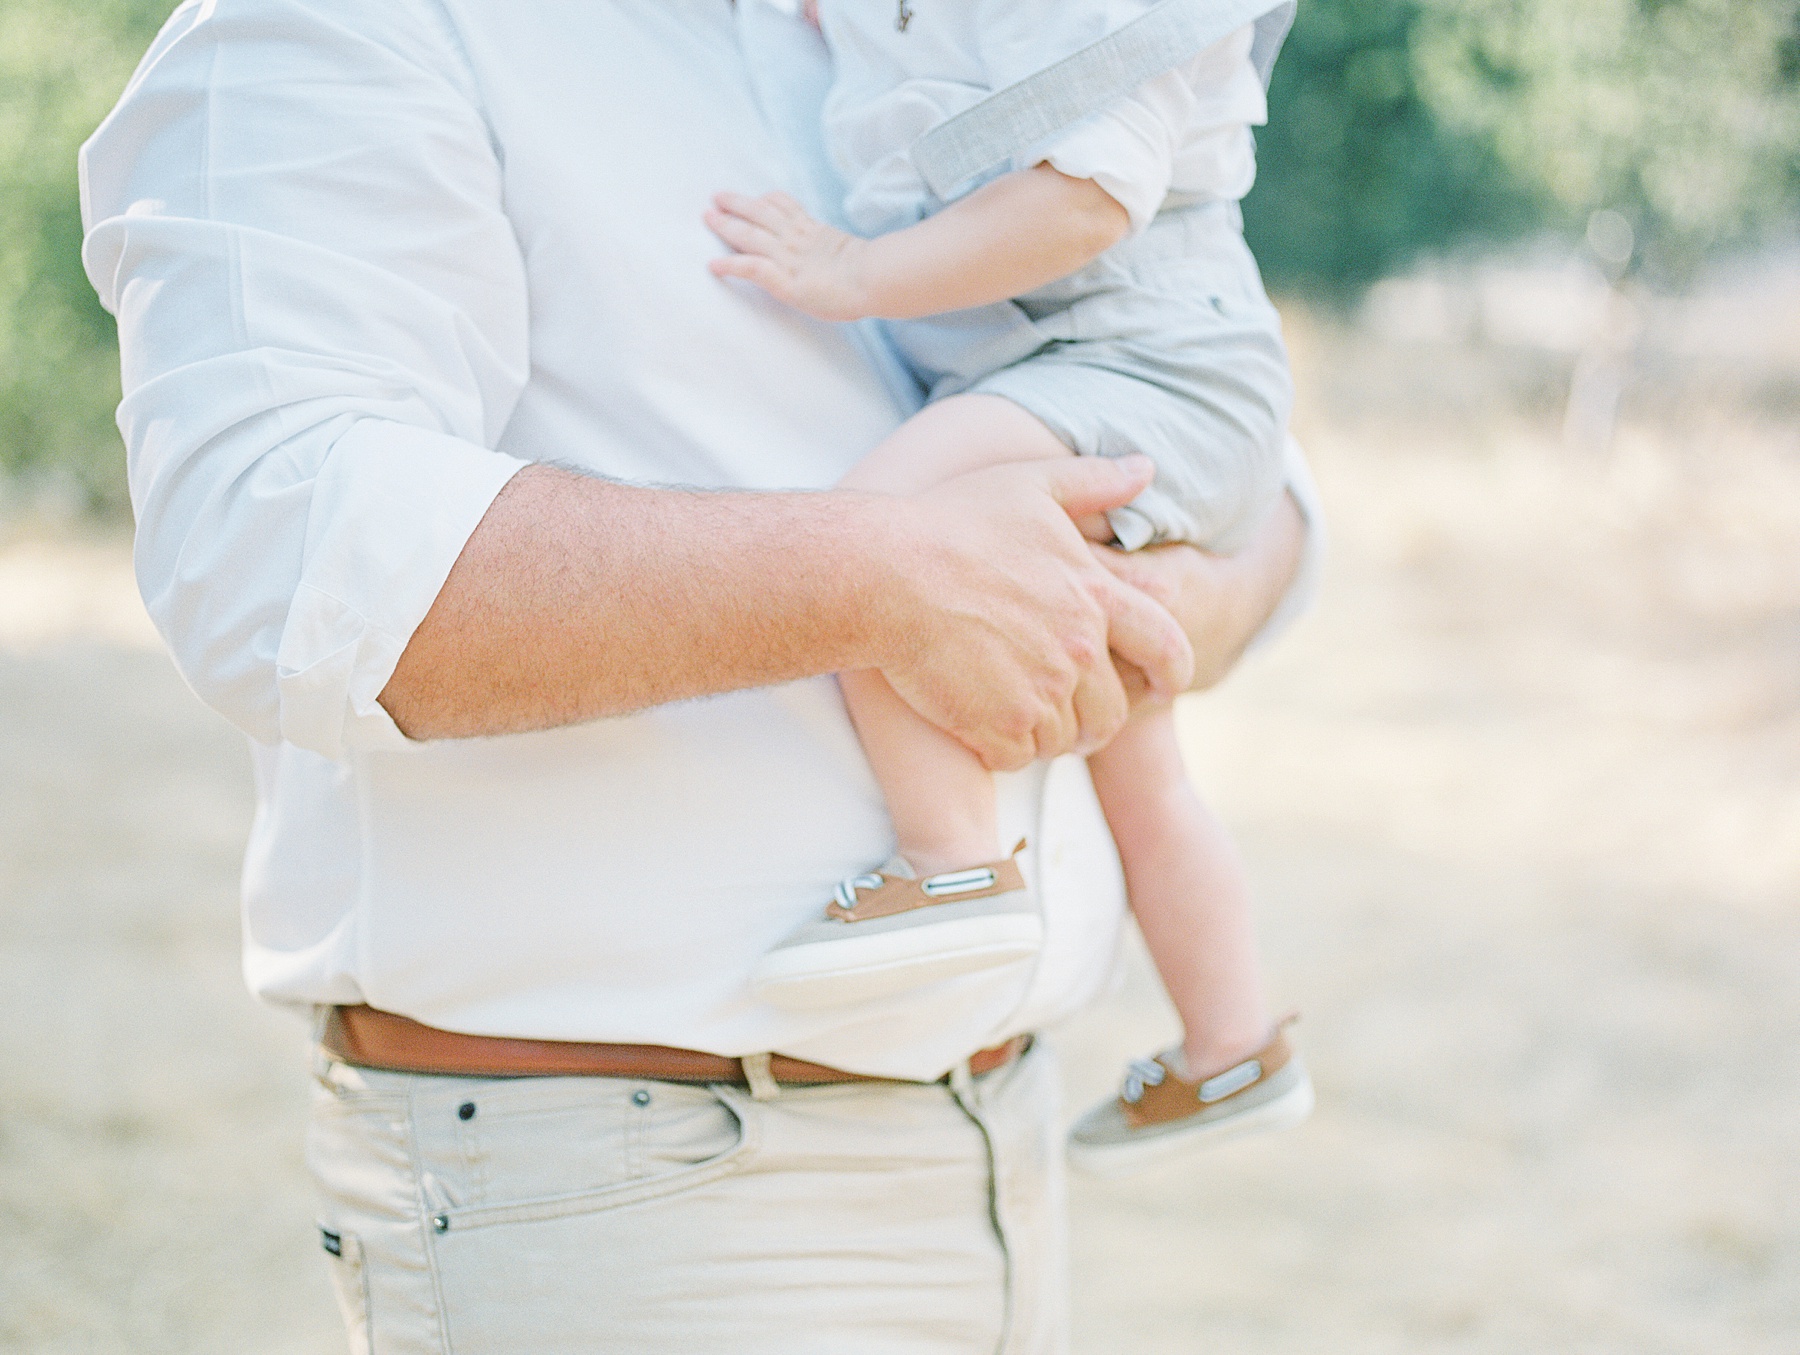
top-left (833, 873), bottom-right (884, 912)
top-left (1121, 1057), bottom-right (1166, 1104)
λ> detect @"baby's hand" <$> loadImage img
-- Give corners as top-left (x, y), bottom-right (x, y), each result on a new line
top-left (705, 191), bottom-right (873, 323)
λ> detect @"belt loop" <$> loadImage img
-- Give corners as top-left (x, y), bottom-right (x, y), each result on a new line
top-left (948, 1058), bottom-right (975, 1102)
top-left (741, 1052), bottom-right (781, 1101)
top-left (309, 1004), bottom-right (336, 1087)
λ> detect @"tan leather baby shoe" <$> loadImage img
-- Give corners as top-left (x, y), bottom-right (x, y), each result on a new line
top-left (750, 842), bottom-right (1042, 1010)
top-left (1067, 1016), bottom-right (1313, 1176)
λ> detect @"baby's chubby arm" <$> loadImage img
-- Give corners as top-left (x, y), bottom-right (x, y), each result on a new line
top-left (705, 165), bottom-right (1129, 322)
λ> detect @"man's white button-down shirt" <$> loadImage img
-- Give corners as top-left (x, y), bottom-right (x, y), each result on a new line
top-left (80, 0), bottom-right (1316, 1080)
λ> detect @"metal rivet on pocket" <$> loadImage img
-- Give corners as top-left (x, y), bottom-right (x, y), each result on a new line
top-left (457, 1101), bottom-right (476, 1121)
top-left (433, 1214), bottom-right (450, 1233)
top-left (632, 1090), bottom-right (652, 1107)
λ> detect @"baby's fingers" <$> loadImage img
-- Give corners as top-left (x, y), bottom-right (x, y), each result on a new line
top-left (708, 253), bottom-right (789, 297)
top-left (703, 206), bottom-right (781, 260)
top-left (761, 191), bottom-right (813, 224)
top-left (714, 190), bottom-right (811, 237)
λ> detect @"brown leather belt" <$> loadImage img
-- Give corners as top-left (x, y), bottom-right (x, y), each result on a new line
top-left (322, 1005), bottom-right (1030, 1086)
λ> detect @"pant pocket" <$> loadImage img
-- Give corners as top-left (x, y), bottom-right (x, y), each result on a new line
top-left (425, 1085), bottom-right (763, 1354)
top-left (319, 1225), bottom-right (372, 1355)
top-left (424, 1082), bottom-right (757, 1233)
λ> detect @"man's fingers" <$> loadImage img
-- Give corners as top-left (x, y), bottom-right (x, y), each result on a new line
top-left (1088, 542), bottom-right (1177, 609)
top-left (966, 723), bottom-right (1035, 774)
top-left (1111, 657), bottom-right (1153, 708)
top-left (1098, 569), bottom-right (1194, 699)
top-left (1036, 454), bottom-right (1157, 521)
top-left (1027, 686), bottom-right (1080, 766)
top-left (1081, 548), bottom-right (1163, 715)
top-left (1068, 654), bottom-right (1130, 756)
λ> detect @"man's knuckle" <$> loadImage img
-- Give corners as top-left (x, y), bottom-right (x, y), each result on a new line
top-left (991, 703), bottom-right (1034, 744)
top-left (1091, 705), bottom-right (1126, 744)
top-left (987, 734), bottom-right (1031, 772)
top-left (1062, 632), bottom-right (1100, 669)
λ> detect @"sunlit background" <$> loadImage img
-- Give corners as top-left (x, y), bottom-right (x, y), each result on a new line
top-left (3, 2), bottom-right (1797, 1352)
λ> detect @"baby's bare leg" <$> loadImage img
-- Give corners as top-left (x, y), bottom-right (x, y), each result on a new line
top-left (1087, 706), bottom-right (1270, 1074)
top-left (841, 395), bottom-right (1076, 875)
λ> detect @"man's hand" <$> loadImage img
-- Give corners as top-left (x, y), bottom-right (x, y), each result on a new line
top-left (377, 461), bottom-right (1295, 756)
top-left (1092, 491), bottom-right (1307, 703)
top-left (706, 191), bottom-right (875, 322)
top-left (869, 455), bottom-right (1195, 771)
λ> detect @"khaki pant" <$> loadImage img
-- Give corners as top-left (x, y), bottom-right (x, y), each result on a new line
top-left (306, 1040), bottom-right (1068, 1354)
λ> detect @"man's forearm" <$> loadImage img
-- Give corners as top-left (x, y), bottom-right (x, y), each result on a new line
top-left (380, 466), bottom-right (893, 740)
top-left (378, 455), bottom-right (1196, 766)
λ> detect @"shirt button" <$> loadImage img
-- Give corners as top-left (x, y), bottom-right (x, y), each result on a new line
top-left (458, 1102), bottom-right (477, 1121)
top-left (632, 1090), bottom-right (652, 1107)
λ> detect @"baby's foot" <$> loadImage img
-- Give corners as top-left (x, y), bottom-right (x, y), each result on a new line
top-left (1066, 1016), bottom-right (1313, 1176)
top-left (750, 842), bottom-right (1041, 1010)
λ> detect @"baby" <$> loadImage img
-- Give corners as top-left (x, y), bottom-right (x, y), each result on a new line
top-left (709, 0), bottom-right (1311, 1172)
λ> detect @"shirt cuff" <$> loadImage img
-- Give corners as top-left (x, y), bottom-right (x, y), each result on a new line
top-left (274, 419), bottom-right (527, 760)
top-left (1036, 110), bottom-right (1173, 236)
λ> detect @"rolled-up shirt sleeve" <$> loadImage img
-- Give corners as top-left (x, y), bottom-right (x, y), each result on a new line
top-left (79, 0), bottom-right (529, 760)
top-left (1015, 23), bottom-right (1268, 234)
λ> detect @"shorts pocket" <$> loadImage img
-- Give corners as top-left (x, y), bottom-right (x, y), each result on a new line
top-left (318, 1226), bottom-right (372, 1355)
top-left (1129, 247), bottom-right (1282, 327)
top-left (886, 300), bottom-right (1052, 392)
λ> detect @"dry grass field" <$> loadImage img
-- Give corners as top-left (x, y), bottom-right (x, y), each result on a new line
top-left (2, 302), bottom-right (1796, 1353)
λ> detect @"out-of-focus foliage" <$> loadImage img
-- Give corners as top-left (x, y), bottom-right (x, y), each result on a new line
top-left (1247, 0), bottom-right (1800, 294)
top-left (2, 0), bottom-right (1798, 505)
top-left (0, 0), bottom-right (172, 509)
top-left (1412, 0), bottom-right (1800, 281)
top-left (1244, 0), bottom-right (1538, 296)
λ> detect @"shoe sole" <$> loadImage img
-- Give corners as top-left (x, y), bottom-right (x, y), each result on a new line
top-left (750, 914), bottom-right (1044, 1010)
top-left (1066, 1066), bottom-right (1314, 1178)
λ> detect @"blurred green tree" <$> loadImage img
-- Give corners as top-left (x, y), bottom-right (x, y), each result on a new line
top-left (1411, 0), bottom-right (1800, 283)
top-left (1244, 0), bottom-right (1540, 296)
top-left (1246, 0), bottom-right (1800, 292)
top-left (0, 0), bottom-right (173, 510)
top-left (2, 0), bottom-right (1797, 505)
